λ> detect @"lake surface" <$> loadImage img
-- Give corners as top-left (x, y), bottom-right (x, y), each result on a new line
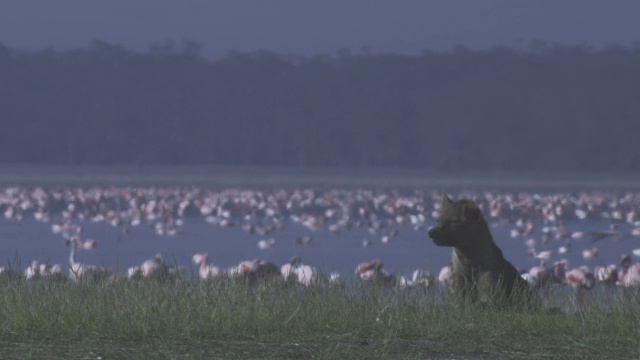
top-left (1, 180), bottom-right (638, 280)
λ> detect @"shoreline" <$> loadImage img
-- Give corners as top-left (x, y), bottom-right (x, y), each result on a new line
top-left (0, 164), bottom-right (639, 189)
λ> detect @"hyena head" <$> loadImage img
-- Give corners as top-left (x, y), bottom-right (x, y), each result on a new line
top-left (428, 193), bottom-right (484, 247)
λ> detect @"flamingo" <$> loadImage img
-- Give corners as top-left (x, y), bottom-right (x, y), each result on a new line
top-left (25, 260), bottom-right (40, 280)
top-left (523, 263), bottom-right (552, 287)
top-left (127, 266), bottom-right (142, 279)
top-left (192, 253), bottom-right (222, 280)
top-left (410, 269), bottom-right (434, 288)
top-left (557, 241), bottom-right (571, 255)
top-left (234, 259), bottom-right (258, 275)
top-left (522, 221), bottom-right (535, 236)
top-left (565, 266), bottom-right (596, 310)
top-left (618, 255), bottom-right (640, 287)
top-left (355, 259), bottom-right (394, 284)
top-left (582, 247), bottom-right (598, 261)
top-left (528, 248), bottom-right (555, 263)
top-left (231, 259), bottom-right (279, 281)
top-left (280, 256), bottom-right (317, 286)
top-left (140, 253), bottom-right (168, 278)
top-left (574, 208), bottom-right (588, 220)
top-left (329, 272), bottom-right (341, 284)
top-left (280, 257), bottom-right (299, 280)
top-left (520, 271), bottom-right (537, 286)
top-left (565, 266), bottom-right (596, 290)
top-left (35, 262), bottom-right (63, 280)
top-left (620, 264), bottom-right (640, 287)
top-left (67, 237), bottom-right (108, 282)
top-left (594, 264), bottom-right (618, 285)
top-left (438, 265), bottom-right (452, 284)
top-left (618, 254), bottom-right (632, 282)
top-left (257, 238), bottom-right (276, 250)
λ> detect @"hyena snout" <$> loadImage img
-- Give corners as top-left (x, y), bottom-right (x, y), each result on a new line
top-left (428, 226), bottom-right (449, 246)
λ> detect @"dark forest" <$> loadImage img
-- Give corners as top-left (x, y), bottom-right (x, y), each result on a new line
top-left (1, 41), bottom-right (639, 172)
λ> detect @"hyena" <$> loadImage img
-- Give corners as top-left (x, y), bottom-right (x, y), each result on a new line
top-left (428, 193), bottom-right (536, 306)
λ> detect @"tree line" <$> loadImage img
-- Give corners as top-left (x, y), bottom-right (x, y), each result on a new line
top-left (1, 40), bottom-right (639, 172)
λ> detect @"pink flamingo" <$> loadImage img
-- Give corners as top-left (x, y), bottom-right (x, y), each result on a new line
top-left (232, 259), bottom-right (279, 281)
top-left (565, 266), bottom-right (596, 290)
top-left (355, 259), bottom-right (394, 284)
top-left (192, 253), bottom-right (222, 280)
top-left (236, 259), bottom-right (258, 275)
top-left (565, 265), bottom-right (596, 310)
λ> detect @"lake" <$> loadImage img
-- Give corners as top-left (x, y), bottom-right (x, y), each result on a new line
top-left (1, 166), bottom-right (638, 281)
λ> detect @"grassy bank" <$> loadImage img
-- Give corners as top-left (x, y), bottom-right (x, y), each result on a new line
top-left (0, 277), bottom-right (638, 359)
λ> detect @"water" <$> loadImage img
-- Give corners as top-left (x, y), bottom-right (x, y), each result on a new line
top-left (1, 211), bottom-right (636, 279)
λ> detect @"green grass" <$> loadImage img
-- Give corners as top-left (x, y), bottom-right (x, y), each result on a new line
top-left (0, 276), bottom-right (638, 359)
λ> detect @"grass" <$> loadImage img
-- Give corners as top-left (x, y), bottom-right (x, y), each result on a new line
top-left (0, 276), bottom-right (638, 359)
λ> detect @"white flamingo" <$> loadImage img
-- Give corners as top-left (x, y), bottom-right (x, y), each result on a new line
top-left (140, 253), bottom-right (168, 278)
top-left (25, 260), bottom-right (40, 280)
top-left (280, 256), bottom-right (317, 286)
top-left (399, 270), bottom-right (434, 288)
top-left (127, 266), bottom-right (142, 279)
top-left (67, 237), bottom-right (107, 282)
top-left (528, 248), bottom-right (555, 263)
top-left (620, 264), bottom-right (640, 287)
top-left (25, 260), bottom-right (64, 280)
top-left (618, 255), bottom-right (640, 287)
top-left (594, 264), bottom-right (617, 285)
top-left (523, 263), bottom-right (553, 287)
top-left (257, 238), bottom-right (276, 250)
top-left (438, 265), bottom-right (452, 285)
top-left (582, 247), bottom-right (598, 261)
top-left (192, 253), bottom-right (222, 280)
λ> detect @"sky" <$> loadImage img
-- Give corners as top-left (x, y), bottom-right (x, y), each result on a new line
top-left (1, 1), bottom-right (639, 58)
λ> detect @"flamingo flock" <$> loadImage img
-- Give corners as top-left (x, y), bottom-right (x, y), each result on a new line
top-left (0, 186), bottom-right (639, 296)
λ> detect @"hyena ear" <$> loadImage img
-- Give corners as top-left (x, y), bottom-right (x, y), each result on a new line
top-left (442, 192), bottom-right (453, 206)
top-left (464, 205), bottom-right (481, 222)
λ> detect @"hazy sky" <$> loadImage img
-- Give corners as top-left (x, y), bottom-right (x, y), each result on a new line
top-left (1, 1), bottom-right (639, 58)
